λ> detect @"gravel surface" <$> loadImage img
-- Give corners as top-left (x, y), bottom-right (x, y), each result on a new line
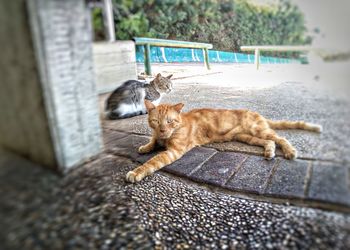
top-left (0, 153), bottom-right (153, 250)
top-left (1, 152), bottom-right (349, 250)
top-left (131, 171), bottom-right (350, 250)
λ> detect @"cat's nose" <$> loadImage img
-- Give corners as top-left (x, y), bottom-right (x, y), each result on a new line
top-left (160, 128), bottom-right (166, 133)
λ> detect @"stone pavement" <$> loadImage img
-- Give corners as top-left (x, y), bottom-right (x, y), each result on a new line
top-left (103, 129), bottom-right (350, 211)
top-left (101, 66), bottom-right (350, 211)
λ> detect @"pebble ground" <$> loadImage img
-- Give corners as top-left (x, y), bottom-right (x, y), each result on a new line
top-left (1, 152), bottom-right (349, 250)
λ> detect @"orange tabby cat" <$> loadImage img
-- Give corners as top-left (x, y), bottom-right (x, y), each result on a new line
top-left (126, 100), bottom-right (322, 183)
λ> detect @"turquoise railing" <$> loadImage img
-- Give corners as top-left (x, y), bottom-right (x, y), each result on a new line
top-left (135, 46), bottom-right (300, 65)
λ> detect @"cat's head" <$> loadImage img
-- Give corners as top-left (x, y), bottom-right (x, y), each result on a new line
top-left (151, 73), bottom-right (173, 94)
top-left (144, 100), bottom-right (184, 139)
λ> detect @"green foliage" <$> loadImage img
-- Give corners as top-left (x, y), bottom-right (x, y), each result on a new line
top-left (93, 0), bottom-right (310, 54)
top-left (113, 0), bottom-right (153, 39)
top-left (92, 8), bottom-right (105, 40)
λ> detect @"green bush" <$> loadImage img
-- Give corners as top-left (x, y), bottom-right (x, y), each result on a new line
top-left (94, 0), bottom-right (310, 54)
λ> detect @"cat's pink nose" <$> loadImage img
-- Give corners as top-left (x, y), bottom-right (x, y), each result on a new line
top-left (160, 129), bottom-right (166, 133)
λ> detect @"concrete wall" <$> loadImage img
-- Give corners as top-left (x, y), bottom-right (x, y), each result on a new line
top-left (93, 41), bottom-right (137, 93)
top-left (0, 0), bottom-right (57, 168)
top-left (0, 0), bottom-right (102, 171)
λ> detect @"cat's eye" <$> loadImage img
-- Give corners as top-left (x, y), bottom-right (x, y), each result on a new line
top-left (151, 119), bottom-right (158, 124)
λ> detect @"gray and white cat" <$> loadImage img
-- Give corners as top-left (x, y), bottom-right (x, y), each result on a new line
top-left (105, 73), bottom-right (173, 119)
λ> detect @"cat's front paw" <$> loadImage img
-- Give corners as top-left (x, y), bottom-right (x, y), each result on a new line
top-left (264, 149), bottom-right (275, 160)
top-left (138, 145), bottom-right (152, 154)
top-left (264, 142), bottom-right (276, 160)
top-left (284, 148), bottom-right (297, 160)
top-left (126, 171), bottom-right (144, 183)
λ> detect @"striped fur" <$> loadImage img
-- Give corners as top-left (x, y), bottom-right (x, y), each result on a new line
top-left (126, 101), bottom-right (322, 182)
top-left (267, 120), bottom-right (322, 132)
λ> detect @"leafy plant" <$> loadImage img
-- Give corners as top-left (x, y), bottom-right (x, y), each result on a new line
top-left (93, 0), bottom-right (311, 56)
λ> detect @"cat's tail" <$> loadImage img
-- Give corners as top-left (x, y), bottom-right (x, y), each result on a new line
top-left (267, 120), bottom-right (322, 133)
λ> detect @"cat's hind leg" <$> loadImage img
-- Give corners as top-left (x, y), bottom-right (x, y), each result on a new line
top-left (106, 110), bottom-right (121, 120)
top-left (258, 129), bottom-right (297, 160)
top-left (118, 111), bottom-right (143, 119)
top-left (106, 108), bottom-right (134, 119)
top-left (137, 109), bottom-right (147, 115)
top-left (234, 134), bottom-right (276, 160)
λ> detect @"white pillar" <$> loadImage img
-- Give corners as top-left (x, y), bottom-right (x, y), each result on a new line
top-left (102, 0), bottom-right (116, 42)
top-left (0, 0), bottom-right (102, 172)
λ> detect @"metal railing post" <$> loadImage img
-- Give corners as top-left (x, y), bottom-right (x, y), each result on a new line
top-left (254, 48), bottom-right (260, 70)
top-left (144, 44), bottom-right (151, 75)
top-left (203, 48), bottom-right (211, 70)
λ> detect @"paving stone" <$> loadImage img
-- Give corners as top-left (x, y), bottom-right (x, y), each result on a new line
top-left (163, 147), bottom-right (217, 176)
top-left (308, 162), bottom-right (350, 206)
top-left (190, 152), bottom-right (247, 187)
top-left (103, 130), bottom-right (129, 145)
top-left (107, 134), bottom-right (150, 160)
top-left (225, 156), bottom-right (277, 194)
top-left (135, 151), bottom-right (159, 164)
top-left (113, 134), bottom-right (150, 148)
top-left (265, 159), bottom-right (309, 198)
top-left (102, 115), bottom-right (152, 135)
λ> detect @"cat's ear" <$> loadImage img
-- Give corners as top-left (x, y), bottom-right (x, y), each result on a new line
top-left (173, 103), bottom-right (184, 113)
top-left (156, 73), bottom-right (162, 79)
top-left (144, 100), bottom-right (156, 112)
top-left (166, 74), bottom-right (173, 79)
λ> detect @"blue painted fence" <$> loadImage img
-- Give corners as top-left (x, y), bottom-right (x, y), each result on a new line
top-left (135, 46), bottom-right (300, 64)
